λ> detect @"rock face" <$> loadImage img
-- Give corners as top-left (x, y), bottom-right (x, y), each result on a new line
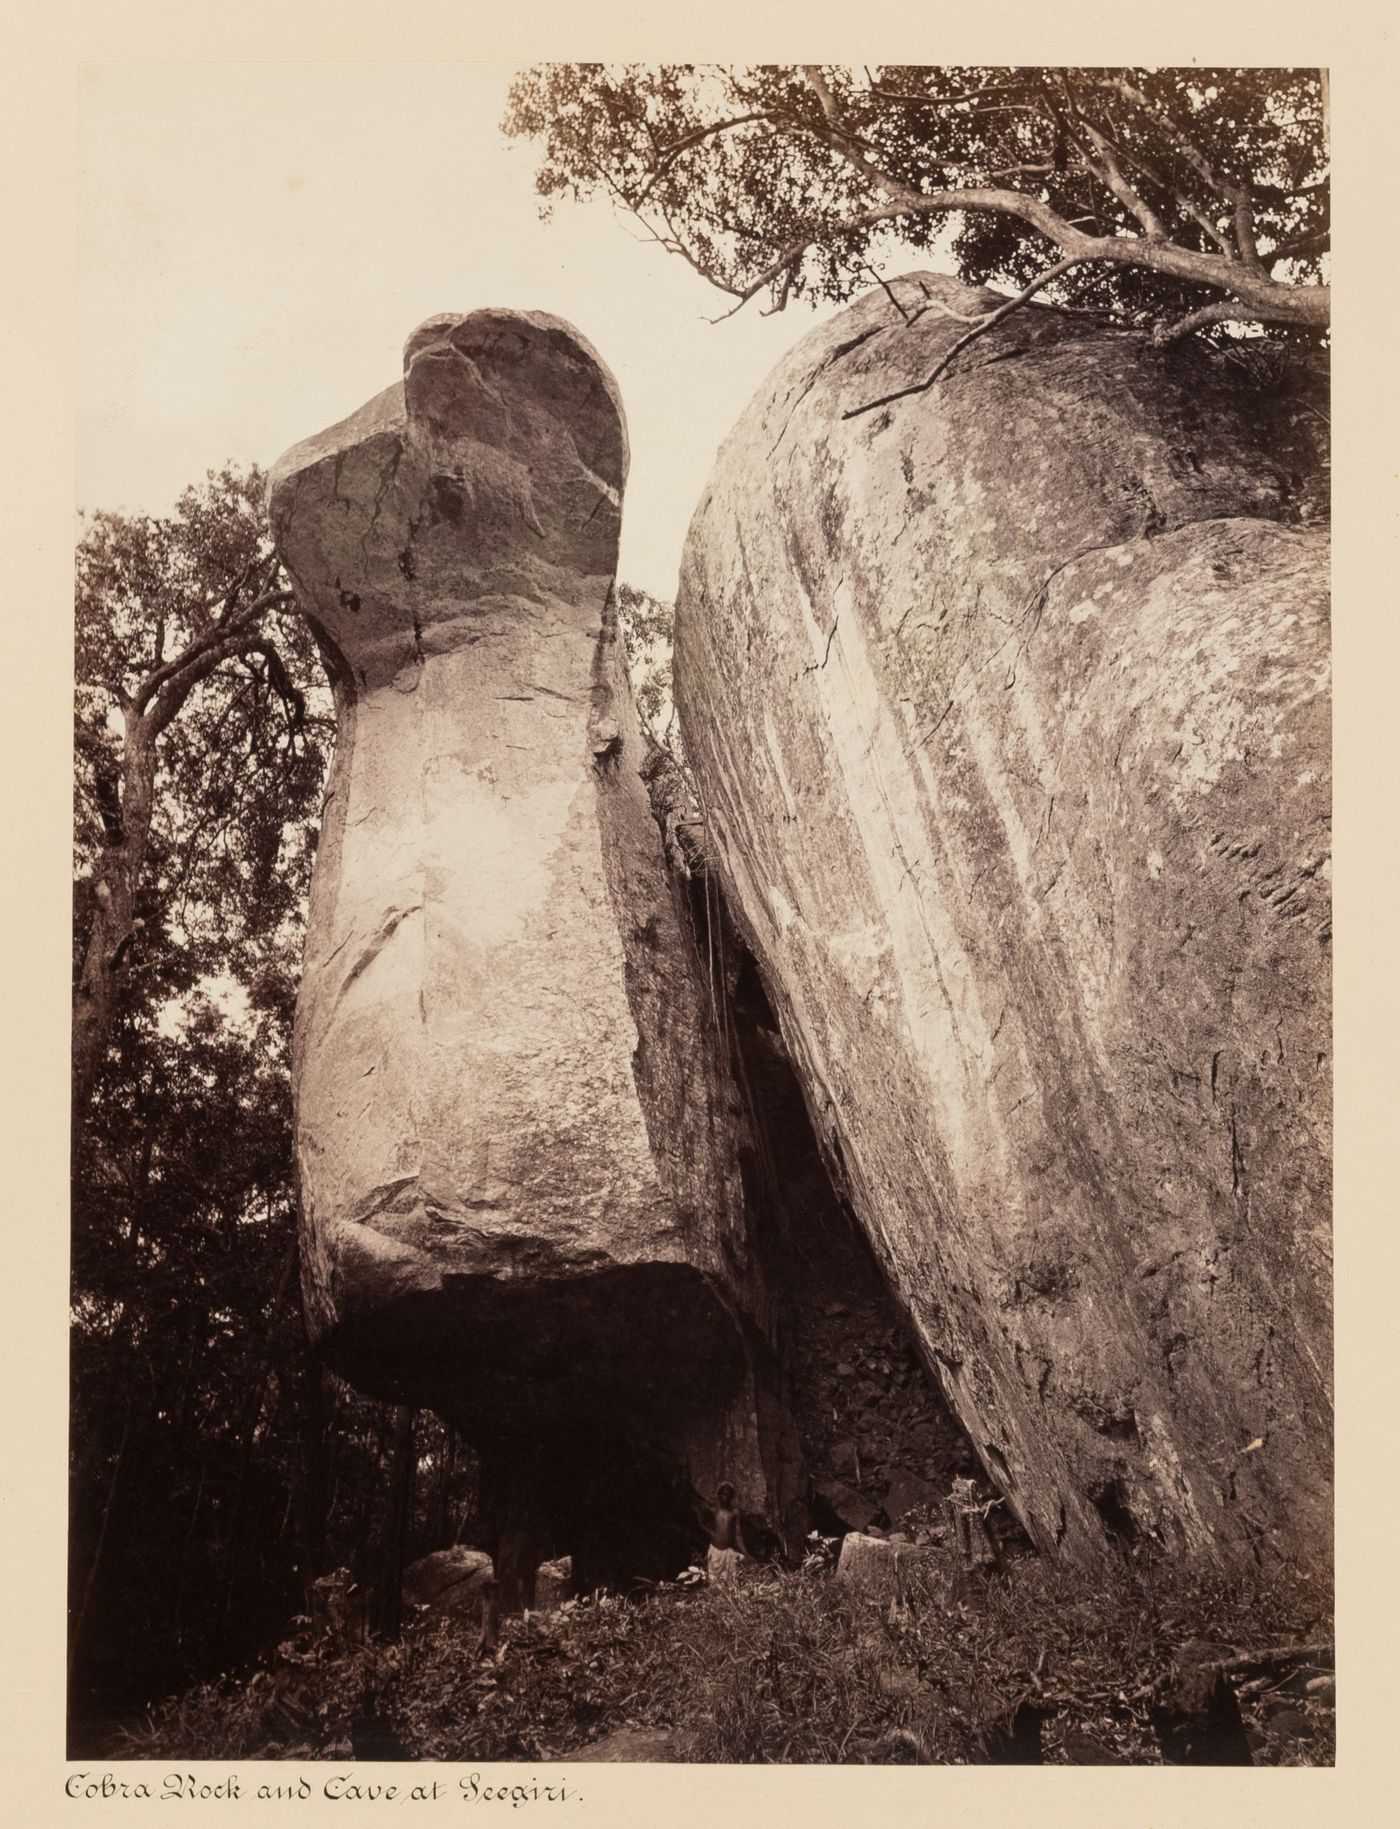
top-left (675, 274), bottom-right (1330, 1573)
top-left (269, 311), bottom-right (796, 1591)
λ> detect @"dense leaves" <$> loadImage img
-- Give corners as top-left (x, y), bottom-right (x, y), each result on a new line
top-left (505, 66), bottom-right (1329, 342)
top-left (616, 583), bottom-right (675, 737)
top-left (73, 468), bottom-right (326, 1086)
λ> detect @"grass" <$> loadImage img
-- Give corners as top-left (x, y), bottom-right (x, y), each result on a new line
top-left (114, 1541), bottom-right (1333, 1766)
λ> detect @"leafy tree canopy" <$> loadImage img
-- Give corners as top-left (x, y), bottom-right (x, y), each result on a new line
top-left (505, 65), bottom-right (1328, 343)
top-left (73, 468), bottom-right (332, 1114)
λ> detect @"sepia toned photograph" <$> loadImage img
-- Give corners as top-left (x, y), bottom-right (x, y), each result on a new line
top-left (69, 59), bottom-right (1332, 1772)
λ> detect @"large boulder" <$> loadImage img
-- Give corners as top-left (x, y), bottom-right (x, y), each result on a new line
top-left (269, 311), bottom-right (796, 1588)
top-left (402, 1547), bottom-right (493, 1625)
top-left (675, 274), bottom-right (1330, 1573)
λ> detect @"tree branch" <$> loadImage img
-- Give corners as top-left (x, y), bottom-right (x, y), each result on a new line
top-left (1075, 117), bottom-right (1167, 239)
top-left (1091, 76), bottom-right (1266, 276)
top-left (725, 190), bottom-right (1076, 313)
top-left (627, 203), bottom-right (755, 316)
top-left (842, 257), bottom-right (1094, 418)
top-left (864, 79), bottom-right (1036, 113)
top-left (638, 110), bottom-right (781, 203)
top-left (133, 586), bottom-right (293, 716)
top-left (214, 559), bottom-right (259, 626)
top-left (713, 182), bottom-right (1328, 331)
top-left (1266, 226), bottom-right (1330, 264)
top-left (248, 640), bottom-right (307, 741)
top-left (1083, 71), bottom-right (1234, 202)
top-left (553, 72), bottom-right (1330, 337)
top-left (1149, 300), bottom-right (1246, 345)
top-left (862, 261), bottom-right (913, 323)
top-left (1231, 190), bottom-right (1268, 275)
top-left (800, 65), bottom-right (924, 207)
top-left (1105, 136), bottom-right (1234, 256)
top-left (1218, 1641), bottom-right (1333, 1677)
top-left (146, 592), bottom-right (297, 735)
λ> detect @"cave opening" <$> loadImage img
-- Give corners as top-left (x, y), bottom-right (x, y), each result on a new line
top-left (1090, 1476), bottom-right (1143, 1548)
top-left (697, 873), bottom-right (994, 1547)
top-left (480, 1433), bottom-right (709, 1610)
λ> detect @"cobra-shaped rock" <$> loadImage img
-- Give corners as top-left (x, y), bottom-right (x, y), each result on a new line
top-left (269, 311), bottom-right (793, 1589)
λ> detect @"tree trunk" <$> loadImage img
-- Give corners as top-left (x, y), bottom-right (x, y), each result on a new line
top-left (484, 1450), bottom-right (553, 1615)
top-left (433, 1426), bottom-right (456, 1550)
top-left (291, 1350), bottom-right (331, 1587)
top-left (69, 1400), bottom-right (132, 1684)
top-left (72, 718), bottom-right (157, 1122)
top-left (376, 1406), bottom-right (417, 1641)
top-left (72, 589), bottom-right (291, 1121)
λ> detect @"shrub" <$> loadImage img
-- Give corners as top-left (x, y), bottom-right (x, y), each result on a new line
top-left (117, 1544), bottom-right (1333, 1766)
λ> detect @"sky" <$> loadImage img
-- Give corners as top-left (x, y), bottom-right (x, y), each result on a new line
top-left (77, 64), bottom-right (863, 600)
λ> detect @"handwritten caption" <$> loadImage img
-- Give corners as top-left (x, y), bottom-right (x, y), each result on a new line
top-left (65, 1773), bottom-right (578, 1808)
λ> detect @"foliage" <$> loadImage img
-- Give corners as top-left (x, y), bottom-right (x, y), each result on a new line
top-left (122, 1546), bottom-right (1333, 1766)
top-left (74, 467), bottom-right (327, 1070)
top-left (504, 66), bottom-right (1329, 342)
top-left (615, 583), bottom-right (676, 737)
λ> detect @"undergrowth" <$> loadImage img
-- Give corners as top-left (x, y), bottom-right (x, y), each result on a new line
top-left (115, 1546), bottom-right (1333, 1766)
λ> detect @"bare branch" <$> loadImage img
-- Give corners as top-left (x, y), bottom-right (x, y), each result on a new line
top-left (862, 261), bottom-right (913, 322)
top-left (902, 291), bottom-right (1006, 327)
top-left (1149, 300), bottom-right (1246, 345)
top-left (842, 257), bottom-right (1094, 418)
